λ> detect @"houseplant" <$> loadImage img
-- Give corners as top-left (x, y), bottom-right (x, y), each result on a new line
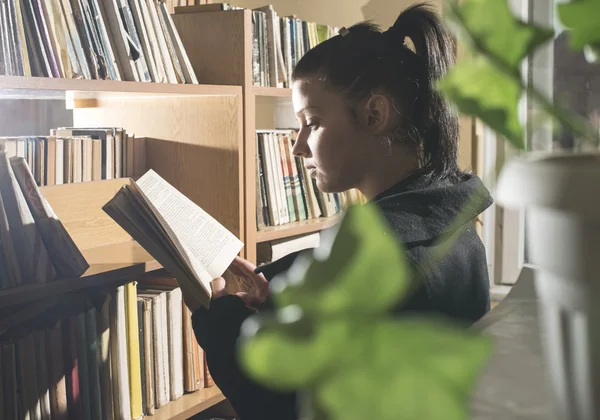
top-left (237, 0), bottom-right (600, 419)
top-left (440, 1), bottom-right (600, 419)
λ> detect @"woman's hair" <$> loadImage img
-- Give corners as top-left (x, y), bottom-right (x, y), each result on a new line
top-left (292, 2), bottom-right (461, 181)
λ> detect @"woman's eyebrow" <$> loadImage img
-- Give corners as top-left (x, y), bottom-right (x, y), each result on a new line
top-left (296, 106), bottom-right (320, 116)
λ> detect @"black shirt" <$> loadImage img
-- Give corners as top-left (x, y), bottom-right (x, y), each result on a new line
top-left (192, 172), bottom-right (493, 419)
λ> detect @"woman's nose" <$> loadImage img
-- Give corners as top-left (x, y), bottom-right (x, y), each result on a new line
top-left (292, 130), bottom-right (311, 158)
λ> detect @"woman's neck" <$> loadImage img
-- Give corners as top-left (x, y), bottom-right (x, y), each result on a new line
top-left (358, 151), bottom-right (420, 200)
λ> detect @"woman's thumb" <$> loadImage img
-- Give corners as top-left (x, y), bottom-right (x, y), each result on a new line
top-left (211, 277), bottom-right (227, 297)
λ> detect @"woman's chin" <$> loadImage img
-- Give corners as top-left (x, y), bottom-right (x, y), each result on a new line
top-left (314, 176), bottom-right (342, 194)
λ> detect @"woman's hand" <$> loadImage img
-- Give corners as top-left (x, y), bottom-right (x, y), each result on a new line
top-left (212, 257), bottom-right (270, 312)
top-left (181, 257), bottom-right (269, 312)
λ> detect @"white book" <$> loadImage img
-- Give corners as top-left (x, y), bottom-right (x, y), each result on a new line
top-left (103, 170), bottom-right (243, 309)
top-left (110, 286), bottom-right (132, 420)
top-left (55, 138), bottom-right (64, 185)
top-left (167, 287), bottom-right (183, 400)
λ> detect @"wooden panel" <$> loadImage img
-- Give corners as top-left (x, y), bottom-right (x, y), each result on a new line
top-left (73, 95), bottom-right (244, 240)
top-left (0, 75), bottom-right (241, 99)
top-left (144, 387), bottom-right (225, 420)
top-left (41, 179), bottom-right (133, 250)
top-left (173, 11), bottom-right (247, 86)
top-left (256, 216), bottom-right (341, 243)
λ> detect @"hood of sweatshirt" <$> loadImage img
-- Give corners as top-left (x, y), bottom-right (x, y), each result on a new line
top-left (371, 172), bottom-right (494, 245)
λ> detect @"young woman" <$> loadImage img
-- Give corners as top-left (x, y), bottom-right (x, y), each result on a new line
top-left (186, 3), bottom-right (493, 419)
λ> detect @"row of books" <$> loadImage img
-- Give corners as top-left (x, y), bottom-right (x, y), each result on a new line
top-left (0, 282), bottom-right (212, 420)
top-left (0, 127), bottom-right (146, 187)
top-left (251, 5), bottom-right (339, 88)
top-left (0, 0), bottom-right (198, 84)
top-left (0, 149), bottom-right (88, 289)
top-left (256, 130), bottom-right (364, 229)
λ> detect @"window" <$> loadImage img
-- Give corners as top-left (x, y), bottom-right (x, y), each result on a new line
top-left (484, 0), bottom-right (600, 288)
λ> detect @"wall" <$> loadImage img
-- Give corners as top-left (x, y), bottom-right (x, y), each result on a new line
top-left (229, 0), bottom-right (443, 28)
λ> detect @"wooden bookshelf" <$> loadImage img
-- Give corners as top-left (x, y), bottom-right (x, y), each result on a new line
top-left (256, 216), bottom-right (341, 243)
top-left (0, 70), bottom-right (243, 417)
top-left (0, 242), bottom-right (161, 308)
top-left (145, 386), bottom-right (226, 420)
top-left (173, 9), bottom-right (341, 263)
top-left (0, 6), bottom-right (336, 418)
top-left (0, 179), bottom-right (160, 308)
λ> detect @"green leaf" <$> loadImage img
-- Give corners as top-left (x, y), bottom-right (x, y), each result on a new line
top-left (448, 0), bottom-right (553, 71)
top-left (439, 56), bottom-right (524, 149)
top-left (316, 320), bottom-right (492, 420)
top-left (270, 203), bottom-right (409, 317)
top-left (440, 0), bottom-right (553, 150)
top-left (558, 0), bottom-right (600, 58)
top-left (239, 309), bottom-right (353, 390)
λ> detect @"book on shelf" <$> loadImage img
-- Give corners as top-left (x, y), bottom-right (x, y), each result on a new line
top-left (0, 281), bottom-right (213, 420)
top-left (0, 128), bottom-right (146, 187)
top-left (0, 151), bottom-right (89, 290)
top-left (103, 169), bottom-right (244, 309)
top-left (257, 231), bottom-right (321, 265)
top-left (10, 155), bottom-right (89, 277)
top-left (251, 6), bottom-right (339, 88)
top-left (255, 129), bottom-right (364, 230)
top-left (0, 0), bottom-right (198, 84)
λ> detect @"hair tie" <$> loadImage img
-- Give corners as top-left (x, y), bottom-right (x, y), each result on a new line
top-left (338, 27), bottom-right (350, 37)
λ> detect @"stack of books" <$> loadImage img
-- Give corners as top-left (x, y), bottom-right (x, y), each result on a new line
top-left (256, 130), bottom-right (365, 229)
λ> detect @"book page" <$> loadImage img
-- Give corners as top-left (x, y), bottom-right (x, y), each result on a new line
top-left (135, 170), bottom-right (243, 279)
top-left (104, 187), bottom-right (204, 294)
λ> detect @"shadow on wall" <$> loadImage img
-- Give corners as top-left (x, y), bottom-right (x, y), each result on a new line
top-left (0, 100), bottom-right (72, 136)
top-left (361, 0), bottom-right (443, 29)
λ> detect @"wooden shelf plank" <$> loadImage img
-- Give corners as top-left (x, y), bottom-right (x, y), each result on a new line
top-left (0, 75), bottom-right (242, 99)
top-left (252, 86), bottom-right (292, 98)
top-left (145, 387), bottom-right (226, 420)
top-left (256, 216), bottom-right (341, 243)
top-left (0, 241), bottom-right (162, 308)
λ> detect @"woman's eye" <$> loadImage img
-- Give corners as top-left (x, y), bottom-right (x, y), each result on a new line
top-left (306, 122), bottom-right (320, 131)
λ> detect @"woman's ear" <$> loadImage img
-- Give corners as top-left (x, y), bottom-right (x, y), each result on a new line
top-left (362, 94), bottom-right (392, 135)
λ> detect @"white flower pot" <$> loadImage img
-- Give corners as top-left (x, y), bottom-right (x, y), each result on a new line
top-left (497, 152), bottom-right (600, 420)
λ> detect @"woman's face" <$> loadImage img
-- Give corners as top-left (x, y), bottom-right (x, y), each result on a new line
top-left (291, 77), bottom-right (374, 193)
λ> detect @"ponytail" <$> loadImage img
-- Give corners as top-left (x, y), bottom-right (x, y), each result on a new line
top-left (292, 2), bottom-right (461, 181)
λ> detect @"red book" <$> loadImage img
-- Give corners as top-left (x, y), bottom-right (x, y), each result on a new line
top-left (63, 316), bottom-right (82, 420)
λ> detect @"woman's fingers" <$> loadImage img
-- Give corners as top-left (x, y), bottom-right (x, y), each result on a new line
top-left (228, 257), bottom-right (270, 298)
top-left (229, 256), bottom-right (257, 277)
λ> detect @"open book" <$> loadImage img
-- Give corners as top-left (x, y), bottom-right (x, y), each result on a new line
top-left (102, 170), bottom-right (244, 309)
